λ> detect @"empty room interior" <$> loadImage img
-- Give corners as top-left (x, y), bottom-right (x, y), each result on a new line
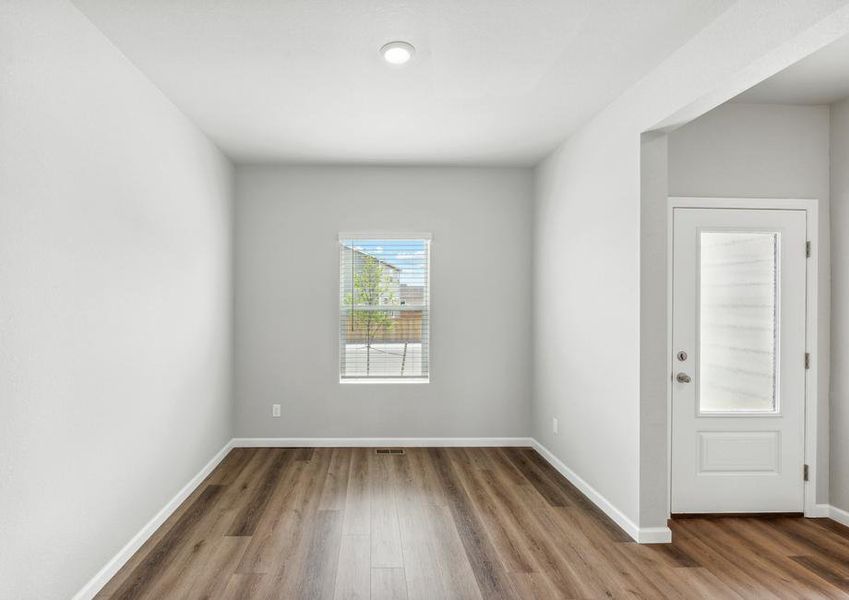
top-left (7, 1), bottom-right (849, 599)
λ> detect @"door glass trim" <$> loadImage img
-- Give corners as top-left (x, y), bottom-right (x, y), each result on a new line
top-left (695, 227), bottom-right (782, 418)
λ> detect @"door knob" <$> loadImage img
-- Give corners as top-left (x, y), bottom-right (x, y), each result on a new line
top-left (676, 372), bottom-right (691, 384)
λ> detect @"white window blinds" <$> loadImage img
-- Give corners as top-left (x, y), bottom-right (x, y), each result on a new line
top-left (338, 234), bottom-right (431, 382)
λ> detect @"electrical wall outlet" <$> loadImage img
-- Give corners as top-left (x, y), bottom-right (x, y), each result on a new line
top-left (552, 417), bottom-right (559, 434)
top-left (272, 404), bottom-right (281, 417)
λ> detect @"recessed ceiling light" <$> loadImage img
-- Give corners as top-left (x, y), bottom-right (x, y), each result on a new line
top-left (380, 41), bottom-right (415, 66)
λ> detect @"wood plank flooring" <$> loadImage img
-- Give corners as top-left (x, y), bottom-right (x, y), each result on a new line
top-left (95, 447), bottom-right (849, 599)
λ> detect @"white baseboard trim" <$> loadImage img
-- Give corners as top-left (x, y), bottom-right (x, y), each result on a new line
top-left (72, 439), bottom-right (235, 600)
top-left (529, 439), bottom-right (672, 544)
top-left (830, 504), bottom-right (849, 528)
top-left (231, 437), bottom-right (533, 448)
top-left (793, 503), bottom-right (849, 527)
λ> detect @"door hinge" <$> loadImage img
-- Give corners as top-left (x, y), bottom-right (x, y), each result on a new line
top-left (804, 464), bottom-right (809, 482)
top-left (805, 353), bottom-right (811, 369)
top-left (806, 241), bottom-right (812, 257)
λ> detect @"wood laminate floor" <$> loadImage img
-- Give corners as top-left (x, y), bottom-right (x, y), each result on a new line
top-left (96, 447), bottom-right (849, 599)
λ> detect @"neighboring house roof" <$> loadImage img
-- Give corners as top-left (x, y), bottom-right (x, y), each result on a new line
top-left (341, 244), bottom-right (401, 272)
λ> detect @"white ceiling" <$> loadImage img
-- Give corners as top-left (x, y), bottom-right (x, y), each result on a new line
top-left (73, 0), bottom-right (732, 165)
top-left (735, 34), bottom-right (849, 105)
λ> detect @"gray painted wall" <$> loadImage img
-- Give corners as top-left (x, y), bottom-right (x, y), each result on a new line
top-left (234, 165), bottom-right (532, 438)
top-left (0, 2), bottom-right (234, 598)
top-left (532, 3), bottom-right (848, 535)
top-left (830, 98), bottom-right (849, 515)
top-left (668, 102), bottom-right (832, 505)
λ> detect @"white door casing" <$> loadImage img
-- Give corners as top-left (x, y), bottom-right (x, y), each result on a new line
top-left (671, 207), bottom-right (807, 514)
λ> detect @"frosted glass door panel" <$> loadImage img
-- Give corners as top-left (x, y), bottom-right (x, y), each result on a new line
top-left (699, 232), bottom-right (779, 414)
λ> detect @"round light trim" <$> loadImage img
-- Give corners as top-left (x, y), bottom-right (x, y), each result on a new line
top-left (380, 41), bottom-right (415, 65)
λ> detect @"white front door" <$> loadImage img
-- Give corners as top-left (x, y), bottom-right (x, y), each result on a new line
top-left (671, 207), bottom-right (807, 514)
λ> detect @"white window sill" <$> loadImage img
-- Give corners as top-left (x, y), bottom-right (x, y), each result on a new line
top-left (339, 378), bottom-right (430, 384)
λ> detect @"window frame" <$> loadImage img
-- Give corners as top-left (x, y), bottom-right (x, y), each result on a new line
top-left (337, 232), bottom-right (432, 384)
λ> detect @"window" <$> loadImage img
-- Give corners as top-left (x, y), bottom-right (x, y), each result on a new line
top-left (339, 234), bottom-right (430, 382)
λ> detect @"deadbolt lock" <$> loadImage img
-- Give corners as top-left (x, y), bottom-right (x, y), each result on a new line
top-left (677, 350), bottom-right (688, 362)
